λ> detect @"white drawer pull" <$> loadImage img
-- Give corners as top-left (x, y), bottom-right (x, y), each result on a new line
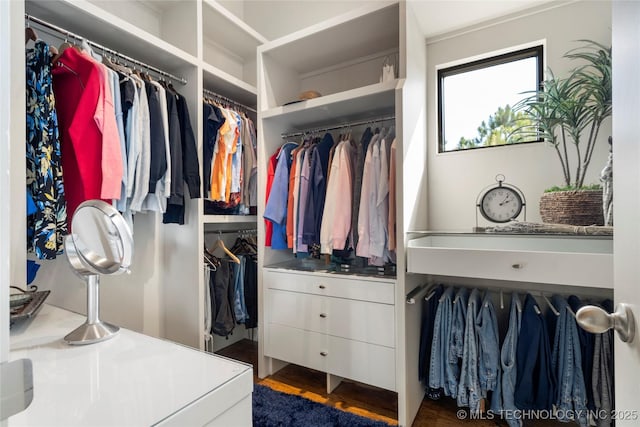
top-left (320, 351), bottom-right (328, 356)
top-left (319, 313), bottom-right (327, 318)
top-left (511, 263), bottom-right (523, 269)
top-left (319, 284), bottom-right (326, 289)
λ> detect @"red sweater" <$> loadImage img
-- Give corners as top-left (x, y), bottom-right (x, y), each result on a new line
top-left (52, 48), bottom-right (122, 219)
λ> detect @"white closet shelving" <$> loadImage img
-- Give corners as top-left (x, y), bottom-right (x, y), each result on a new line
top-left (202, 0), bottom-right (266, 107)
top-left (16, 0), bottom-right (265, 352)
top-left (257, 1), bottom-right (429, 425)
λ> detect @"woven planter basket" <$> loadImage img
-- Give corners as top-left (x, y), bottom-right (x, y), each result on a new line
top-left (539, 190), bottom-right (604, 226)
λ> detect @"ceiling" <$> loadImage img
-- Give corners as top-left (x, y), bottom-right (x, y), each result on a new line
top-left (408, 0), bottom-right (556, 40)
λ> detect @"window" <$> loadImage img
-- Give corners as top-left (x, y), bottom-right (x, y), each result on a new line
top-left (438, 45), bottom-right (543, 152)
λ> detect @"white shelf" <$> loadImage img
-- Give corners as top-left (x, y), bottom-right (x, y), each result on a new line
top-left (259, 1), bottom-right (398, 75)
top-left (407, 233), bottom-right (613, 289)
top-left (202, 0), bottom-right (267, 61)
top-left (26, 0), bottom-right (198, 71)
top-left (202, 63), bottom-right (258, 108)
top-left (261, 79), bottom-right (399, 130)
top-left (203, 215), bottom-right (257, 224)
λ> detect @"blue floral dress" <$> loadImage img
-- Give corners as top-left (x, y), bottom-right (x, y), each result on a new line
top-left (26, 40), bottom-right (67, 259)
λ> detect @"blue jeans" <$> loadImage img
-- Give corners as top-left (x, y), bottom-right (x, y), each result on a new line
top-left (458, 288), bottom-right (482, 410)
top-left (233, 256), bottom-right (248, 324)
top-left (551, 295), bottom-right (588, 426)
top-left (491, 293), bottom-right (522, 427)
top-left (515, 294), bottom-right (554, 411)
top-left (429, 286), bottom-right (456, 396)
top-left (450, 288), bottom-right (469, 363)
top-left (477, 292), bottom-right (500, 395)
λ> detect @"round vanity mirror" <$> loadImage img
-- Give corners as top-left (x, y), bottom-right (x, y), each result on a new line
top-left (64, 200), bottom-right (133, 345)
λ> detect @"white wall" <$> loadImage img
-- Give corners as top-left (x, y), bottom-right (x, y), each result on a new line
top-left (243, 0), bottom-right (377, 40)
top-left (426, 1), bottom-right (612, 230)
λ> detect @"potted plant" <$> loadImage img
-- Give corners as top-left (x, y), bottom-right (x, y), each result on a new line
top-left (512, 40), bottom-right (612, 226)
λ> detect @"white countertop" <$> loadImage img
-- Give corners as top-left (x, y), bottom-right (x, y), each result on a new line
top-left (9, 304), bottom-right (253, 426)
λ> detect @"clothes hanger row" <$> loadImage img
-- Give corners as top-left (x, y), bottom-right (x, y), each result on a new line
top-left (281, 115), bottom-right (396, 140)
top-left (420, 284), bottom-right (591, 318)
top-left (203, 90), bottom-right (257, 115)
top-left (24, 14), bottom-right (187, 85)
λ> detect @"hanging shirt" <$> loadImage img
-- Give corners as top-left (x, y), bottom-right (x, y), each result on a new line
top-left (291, 147), bottom-right (306, 253)
top-left (356, 133), bottom-right (380, 258)
top-left (302, 133), bottom-right (334, 247)
top-left (352, 127), bottom-right (373, 251)
top-left (388, 138), bottom-right (397, 251)
top-left (210, 107), bottom-right (239, 202)
top-left (231, 112), bottom-right (243, 194)
top-left (203, 103), bottom-right (225, 199)
top-left (241, 116), bottom-right (257, 209)
top-left (128, 75), bottom-right (151, 213)
top-left (264, 148), bottom-right (280, 247)
top-left (264, 142), bottom-right (297, 250)
top-left (296, 149), bottom-right (311, 253)
top-left (51, 47), bottom-right (122, 219)
top-left (26, 40), bottom-right (67, 259)
top-left (286, 145), bottom-right (302, 248)
top-left (141, 81), bottom-right (171, 213)
top-left (320, 140), bottom-right (354, 254)
top-left (163, 92), bottom-right (200, 224)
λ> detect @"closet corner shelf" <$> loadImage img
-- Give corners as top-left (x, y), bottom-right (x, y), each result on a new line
top-left (258, 1), bottom-right (399, 75)
top-left (203, 215), bottom-right (257, 224)
top-left (407, 232), bottom-right (613, 289)
top-left (261, 80), bottom-right (399, 130)
top-left (202, 64), bottom-right (258, 108)
top-left (202, 0), bottom-right (268, 60)
top-left (26, 0), bottom-right (199, 71)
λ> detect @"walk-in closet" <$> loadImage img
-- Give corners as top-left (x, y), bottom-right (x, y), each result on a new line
top-left (3, 0), bottom-right (640, 426)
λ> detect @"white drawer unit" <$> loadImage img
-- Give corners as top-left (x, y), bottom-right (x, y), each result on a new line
top-left (263, 268), bottom-right (396, 391)
top-left (264, 269), bottom-right (395, 304)
top-left (265, 323), bottom-right (328, 373)
top-left (327, 335), bottom-right (396, 391)
top-left (326, 296), bottom-right (394, 347)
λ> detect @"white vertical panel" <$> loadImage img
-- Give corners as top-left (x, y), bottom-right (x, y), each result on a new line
top-left (398, 1), bottom-right (428, 425)
top-left (1, 0), bottom-right (25, 365)
top-left (612, 2), bottom-right (640, 425)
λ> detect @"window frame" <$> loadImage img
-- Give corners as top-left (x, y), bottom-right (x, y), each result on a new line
top-left (437, 44), bottom-right (544, 153)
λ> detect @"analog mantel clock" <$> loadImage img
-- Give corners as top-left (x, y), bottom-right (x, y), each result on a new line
top-left (475, 174), bottom-right (526, 230)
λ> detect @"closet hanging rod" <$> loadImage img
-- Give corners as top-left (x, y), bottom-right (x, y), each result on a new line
top-left (406, 283), bottom-right (430, 305)
top-left (24, 14), bottom-right (188, 85)
top-left (204, 229), bottom-right (257, 236)
top-left (203, 89), bottom-right (257, 113)
top-left (281, 115), bottom-right (396, 139)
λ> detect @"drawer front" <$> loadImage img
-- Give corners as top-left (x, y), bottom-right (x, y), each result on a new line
top-left (264, 270), bottom-right (395, 304)
top-left (265, 323), bottom-right (327, 372)
top-left (326, 297), bottom-right (394, 347)
top-left (407, 244), bottom-right (613, 289)
top-left (327, 336), bottom-right (396, 392)
top-left (267, 289), bottom-right (327, 334)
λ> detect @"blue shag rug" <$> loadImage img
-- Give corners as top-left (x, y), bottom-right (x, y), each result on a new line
top-left (253, 384), bottom-right (391, 427)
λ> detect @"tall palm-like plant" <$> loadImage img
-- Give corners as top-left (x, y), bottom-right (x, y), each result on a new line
top-left (512, 40), bottom-right (612, 189)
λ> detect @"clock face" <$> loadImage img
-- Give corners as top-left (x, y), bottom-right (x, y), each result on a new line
top-left (480, 187), bottom-right (523, 223)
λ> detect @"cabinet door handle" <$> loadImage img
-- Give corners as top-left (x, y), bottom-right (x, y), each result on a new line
top-left (319, 313), bottom-right (327, 318)
top-left (511, 263), bottom-right (523, 269)
top-left (319, 284), bottom-right (326, 289)
top-left (320, 351), bottom-right (328, 356)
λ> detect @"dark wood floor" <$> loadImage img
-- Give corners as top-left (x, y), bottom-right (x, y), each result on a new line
top-left (216, 339), bottom-right (561, 426)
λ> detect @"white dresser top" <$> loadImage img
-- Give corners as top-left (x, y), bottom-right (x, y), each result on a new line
top-left (9, 304), bottom-right (252, 426)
